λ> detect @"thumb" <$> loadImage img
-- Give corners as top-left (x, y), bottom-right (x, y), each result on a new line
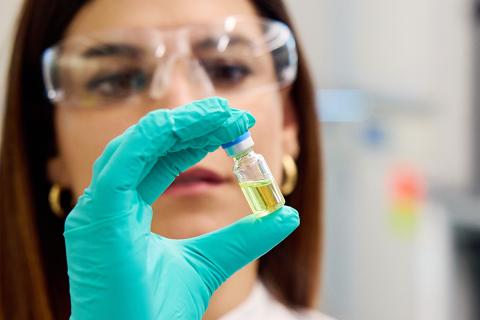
top-left (180, 206), bottom-right (299, 294)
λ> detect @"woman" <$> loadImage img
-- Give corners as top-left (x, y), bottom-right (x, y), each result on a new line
top-left (0, 0), bottom-right (327, 319)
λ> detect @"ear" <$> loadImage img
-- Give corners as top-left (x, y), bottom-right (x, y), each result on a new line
top-left (281, 87), bottom-right (300, 159)
top-left (47, 156), bottom-right (72, 187)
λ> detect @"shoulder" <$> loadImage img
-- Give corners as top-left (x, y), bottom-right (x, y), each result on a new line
top-left (295, 309), bottom-right (337, 320)
top-left (271, 300), bottom-right (336, 320)
top-left (219, 281), bottom-right (337, 320)
top-left (260, 283), bottom-right (336, 320)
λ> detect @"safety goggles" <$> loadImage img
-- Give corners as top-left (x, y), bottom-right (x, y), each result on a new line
top-left (42, 16), bottom-right (298, 109)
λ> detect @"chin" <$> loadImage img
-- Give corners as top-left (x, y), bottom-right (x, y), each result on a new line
top-left (151, 206), bottom-right (244, 239)
top-left (151, 184), bottom-right (249, 238)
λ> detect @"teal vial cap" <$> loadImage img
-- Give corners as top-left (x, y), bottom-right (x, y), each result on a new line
top-left (221, 131), bottom-right (254, 157)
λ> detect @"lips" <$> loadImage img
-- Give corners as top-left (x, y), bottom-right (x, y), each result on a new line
top-left (163, 167), bottom-right (225, 196)
top-left (174, 167), bottom-right (224, 184)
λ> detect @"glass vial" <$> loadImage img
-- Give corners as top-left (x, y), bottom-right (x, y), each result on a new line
top-left (222, 131), bottom-right (285, 216)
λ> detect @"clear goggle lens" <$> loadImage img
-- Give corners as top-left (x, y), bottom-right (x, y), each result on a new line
top-left (42, 16), bottom-right (298, 108)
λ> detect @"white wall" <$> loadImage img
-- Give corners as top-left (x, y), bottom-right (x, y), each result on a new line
top-left (285, 0), bottom-right (474, 188)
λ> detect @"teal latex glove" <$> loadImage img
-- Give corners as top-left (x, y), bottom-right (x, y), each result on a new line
top-left (64, 97), bottom-right (300, 320)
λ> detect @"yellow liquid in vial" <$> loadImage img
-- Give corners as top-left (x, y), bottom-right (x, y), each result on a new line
top-left (239, 179), bottom-right (285, 216)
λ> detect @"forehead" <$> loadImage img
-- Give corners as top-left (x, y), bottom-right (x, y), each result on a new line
top-left (66, 0), bottom-right (259, 37)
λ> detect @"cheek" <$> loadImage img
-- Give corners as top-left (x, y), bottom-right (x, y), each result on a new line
top-left (55, 106), bottom-right (144, 197)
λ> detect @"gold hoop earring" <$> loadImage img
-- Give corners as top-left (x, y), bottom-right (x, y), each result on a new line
top-left (281, 154), bottom-right (298, 196)
top-left (49, 184), bottom-right (65, 218)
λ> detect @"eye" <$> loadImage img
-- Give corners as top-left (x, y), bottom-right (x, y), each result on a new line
top-left (200, 59), bottom-right (253, 87)
top-left (86, 68), bottom-right (149, 99)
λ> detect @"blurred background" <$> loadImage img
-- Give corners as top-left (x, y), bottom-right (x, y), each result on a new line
top-left (283, 0), bottom-right (479, 319)
top-left (1, 0), bottom-right (478, 319)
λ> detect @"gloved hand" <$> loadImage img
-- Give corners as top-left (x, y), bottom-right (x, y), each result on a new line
top-left (64, 97), bottom-right (300, 320)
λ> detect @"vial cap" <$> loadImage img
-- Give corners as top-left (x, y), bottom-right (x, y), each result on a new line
top-left (221, 131), bottom-right (254, 157)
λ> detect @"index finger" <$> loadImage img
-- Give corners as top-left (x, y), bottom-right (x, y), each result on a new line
top-left (93, 97), bottom-right (233, 194)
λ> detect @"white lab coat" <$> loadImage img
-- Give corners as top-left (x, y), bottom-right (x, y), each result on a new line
top-left (219, 281), bottom-right (336, 320)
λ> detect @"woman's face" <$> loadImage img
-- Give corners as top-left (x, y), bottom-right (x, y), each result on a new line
top-left (49, 0), bottom-right (299, 238)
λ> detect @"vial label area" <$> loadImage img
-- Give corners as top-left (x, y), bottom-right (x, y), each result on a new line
top-left (239, 179), bottom-right (285, 216)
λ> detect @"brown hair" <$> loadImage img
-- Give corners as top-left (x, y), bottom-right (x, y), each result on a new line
top-left (0, 0), bottom-right (323, 319)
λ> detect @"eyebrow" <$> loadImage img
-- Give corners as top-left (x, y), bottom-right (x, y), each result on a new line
top-left (193, 35), bottom-right (254, 51)
top-left (80, 35), bottom-right (255, 58)
top-left (82, 43), bottom-right (142, 58)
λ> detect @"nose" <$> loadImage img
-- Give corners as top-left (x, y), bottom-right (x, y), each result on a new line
top-left (149, 57), bottom-right (215, 109)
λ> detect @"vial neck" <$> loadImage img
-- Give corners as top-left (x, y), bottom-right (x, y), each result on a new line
top-left (233, 147), bottom-right (254, 160)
